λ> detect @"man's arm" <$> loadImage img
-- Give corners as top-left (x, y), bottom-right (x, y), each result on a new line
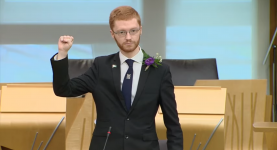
top-left (50, 35), bottom-right (99, 97)
top-left (159, 65), bottom-right (183, 150)
top-left (50, 54), bottom-right (99, 97)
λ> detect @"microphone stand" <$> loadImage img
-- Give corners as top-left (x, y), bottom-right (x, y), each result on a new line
top-left (263, 27), bottom-right (277, 122)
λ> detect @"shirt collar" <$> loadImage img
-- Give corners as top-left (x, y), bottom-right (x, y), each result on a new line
top-left (119, 46), bottom-right (143, 64)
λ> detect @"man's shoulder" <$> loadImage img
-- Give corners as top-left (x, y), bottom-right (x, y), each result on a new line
top-left (160, 62), bottom-right (170, 68)
top-left (157, 62), bottom-right (170, 72)
top-left (146, 62), bottom-right (170, 77)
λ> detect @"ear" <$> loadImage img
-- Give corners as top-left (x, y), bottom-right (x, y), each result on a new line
top-left (140, 26), bottom-right (142, 35)
top-left (110, 30), bottom-right (115, 39)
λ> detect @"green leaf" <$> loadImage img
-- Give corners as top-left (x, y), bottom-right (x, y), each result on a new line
top-left (141, 49), bottom-right (163, 69)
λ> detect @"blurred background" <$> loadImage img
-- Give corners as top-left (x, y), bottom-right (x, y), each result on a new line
top-left (0, 0), bottom-right (271, 92)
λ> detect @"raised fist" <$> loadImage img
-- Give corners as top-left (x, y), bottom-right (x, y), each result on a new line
top-left (58, 35), bottom-right (74, 52)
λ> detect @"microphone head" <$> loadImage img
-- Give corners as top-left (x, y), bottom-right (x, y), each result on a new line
top-left (107, 126), bottom-right (112, 134)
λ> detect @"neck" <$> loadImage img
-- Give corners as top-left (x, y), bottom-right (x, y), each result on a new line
top-left (120, 46), bottom-right (140, 58)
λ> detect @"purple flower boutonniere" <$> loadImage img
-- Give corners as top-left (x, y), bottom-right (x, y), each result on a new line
top-left (142, 49), bottom-right (162, 71)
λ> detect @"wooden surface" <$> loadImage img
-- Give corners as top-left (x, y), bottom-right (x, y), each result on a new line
top-left (1, 84), bottom-right (66, 112)
top-left (0, 113), bottom-right (66, 150)
top-left (195, 79), bottom-right (267, 150)
top-left (0, 83), bottom-right (94, 150)
top-left (66, 93), bottom-right (93, 150)
top-left (265, 95), bottom-right (273, 122)
top-left (0, 82), bottom-right (51, 90)
top-left (253, 122), bottom-right (277, 132)
top-left (156, 86), bottom-right (226, 150)
top-left (158, 86), bottom-right (226, 115)
top-left (156, 114), bottom-right (224, 150)
top-left (265, 132), bottom-right (277, 150)
top-left (0, 90), bottom-right (1, 110)
top-left (252, 95), bottom-right (277, 150)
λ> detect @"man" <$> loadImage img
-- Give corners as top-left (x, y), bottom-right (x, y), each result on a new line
top-left (51, 6), bottom-right (183, 150)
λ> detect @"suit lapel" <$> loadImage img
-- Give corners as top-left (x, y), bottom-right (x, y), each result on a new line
top-left (128, 64), bottom-right (150, 114)
top-left (112, 53), bottom-right (127, 112)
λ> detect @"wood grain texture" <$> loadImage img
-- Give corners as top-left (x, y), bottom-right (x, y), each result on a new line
top-left (66, 93), bottom-right (93, 150)
top-left (1, 84), bottom-right (66, 112)
top-left (158, 86), bottom-right (226, 114)
top-left (0, 83), bottom-right (94, 150)
top-left (156, 114), bottom-right (224, 150)
top-left (253, 122), bottom-right (277, 132)
top-left (195, 79), bottom-right (267, 150)
top-left (0, 113), bottom-right (66, 150)
top-left (264, 132), bottom-right (277, 150)
top-left (265, 95), bottom-right (273, 122)
top-left (156, 86), bottom-right (226, 150)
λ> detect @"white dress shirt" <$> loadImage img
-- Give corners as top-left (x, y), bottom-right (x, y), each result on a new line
top-left (119, 47), bottom-right (143, 105)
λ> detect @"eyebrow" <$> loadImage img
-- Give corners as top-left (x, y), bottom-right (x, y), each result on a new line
top-left (116, 27), bottom-right (139, 31)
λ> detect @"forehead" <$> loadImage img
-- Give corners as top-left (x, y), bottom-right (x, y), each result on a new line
top-left (113, 18), bottom-right (140, 31)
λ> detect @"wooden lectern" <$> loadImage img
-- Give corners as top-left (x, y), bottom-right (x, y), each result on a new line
top-left (0, 83), bottom-right (94, 150)
top-left (155, 86), bottom-right (227, 150)
top-left (195, 79), bottom-right (270, 150)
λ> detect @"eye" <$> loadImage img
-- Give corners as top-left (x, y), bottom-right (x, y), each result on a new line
top-left (119, 31), bottom-right (126, 35)
top-left (131, 29), bottom-right (137, 33)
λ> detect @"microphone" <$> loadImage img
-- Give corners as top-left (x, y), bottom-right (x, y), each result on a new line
top-left (103, 126), bottom-right (112, 150)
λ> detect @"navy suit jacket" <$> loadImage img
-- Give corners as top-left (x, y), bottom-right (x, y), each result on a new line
top-left (50, 52), bottom-right (183, 150)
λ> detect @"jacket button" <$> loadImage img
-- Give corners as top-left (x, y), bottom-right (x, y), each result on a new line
top-left (126, 118), bottom-right (130, 121)
top-left (125, 135), bottom-right (129, 139)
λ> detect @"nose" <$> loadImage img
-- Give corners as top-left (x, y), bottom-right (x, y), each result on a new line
top-left (125, 32), bottom-right (131, 40)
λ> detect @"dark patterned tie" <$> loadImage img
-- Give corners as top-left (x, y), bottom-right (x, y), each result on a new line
top-left (122, 59), bottom-right (134, 111)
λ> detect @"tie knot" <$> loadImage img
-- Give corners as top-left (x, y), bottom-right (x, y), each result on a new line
top-left (125, 59), bottom-right (134, 68)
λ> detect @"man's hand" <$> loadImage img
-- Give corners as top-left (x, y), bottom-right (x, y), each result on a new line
top-left (57, 35), bottom-right (74, 60)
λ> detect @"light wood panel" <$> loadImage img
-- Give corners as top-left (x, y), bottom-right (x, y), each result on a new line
top-left (1, 84), bottom-right (66, 112)
top-left (156, 114), bottom-right (224, 150)
top-left (254, 122), bottom-right (277, 132)
top-left (156, 86), bottom-right (226, 150)
top-left (158, 86), bottom-right (226, 115)
top-left (0, 83), bottom-right (94, 150)
top-left (195, 79), bottom-right (267, 150)
top-left (66, 93), bottom-right (93, 150)
top-left (0, 113), bottom-right (66, 150)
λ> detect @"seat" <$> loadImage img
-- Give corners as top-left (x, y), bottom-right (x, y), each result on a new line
top-left (68, 59), bottom-right (95, 79)
top-left (162, 59), bottom-right (218, 85)
top-left (68, 58), bottom-right (219, 84)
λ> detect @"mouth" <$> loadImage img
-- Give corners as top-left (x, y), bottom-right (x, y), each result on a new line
top-left (124, 42), bottom-right (133, 45)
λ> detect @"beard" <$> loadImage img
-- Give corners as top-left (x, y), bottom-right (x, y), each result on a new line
top-left (114, 36), bottom-right (140, 53)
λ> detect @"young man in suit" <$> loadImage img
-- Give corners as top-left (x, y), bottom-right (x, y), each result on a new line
top-left (51, 6), bottom-right (183, 150)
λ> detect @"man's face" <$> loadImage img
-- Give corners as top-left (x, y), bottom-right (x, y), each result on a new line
top-left (110, 18), bottom-right (142, 53)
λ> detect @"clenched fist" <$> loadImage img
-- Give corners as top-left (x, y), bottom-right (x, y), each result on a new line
top-left (57, 35), bottom-right (74, 60)
top-left (59, 35), bottom-right (74, 52)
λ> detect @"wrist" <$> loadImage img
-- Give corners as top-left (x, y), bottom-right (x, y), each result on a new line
top-left (57, 51), bottom-right (68, 60)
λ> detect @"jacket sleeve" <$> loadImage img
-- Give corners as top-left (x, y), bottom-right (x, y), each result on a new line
top-left (50, 53), bottom-right (99, 97)
top-left (159, 65), bottom-right (183, 150)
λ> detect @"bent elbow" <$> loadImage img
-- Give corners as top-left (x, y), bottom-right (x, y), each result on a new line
top-left (53, 86), bottom-right (70, 97)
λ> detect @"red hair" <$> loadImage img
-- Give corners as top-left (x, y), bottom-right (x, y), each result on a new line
top-left (109, 6), bottom-right (141, 30)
